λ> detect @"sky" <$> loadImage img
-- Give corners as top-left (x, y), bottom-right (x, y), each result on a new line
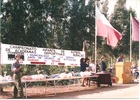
top-left (86, 0), bottom-right (140, 20)
top-left (108, 0), bottom-right (140, 19)
top-left (3, 0), bottom-right (140, 19)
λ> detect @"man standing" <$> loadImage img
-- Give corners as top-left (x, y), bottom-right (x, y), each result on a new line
top-left (11, 54), bottom-right (24, 98)
top-left (116, 54), bottom-right (123, 62)
top-left (100, 56), bottom-right (107, 72)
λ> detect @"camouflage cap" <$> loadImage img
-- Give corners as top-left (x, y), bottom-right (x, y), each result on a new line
top-left (15, 54), bottom-right (20, 58)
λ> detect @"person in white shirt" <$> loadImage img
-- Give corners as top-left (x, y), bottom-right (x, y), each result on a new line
top-left (89, 60), bottom-right (96, 73)
top-left (131, 63), bottom-right (139, 79)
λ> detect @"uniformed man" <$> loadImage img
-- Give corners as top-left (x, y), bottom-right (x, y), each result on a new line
top-left (11, 54), bottom-right (24, 98)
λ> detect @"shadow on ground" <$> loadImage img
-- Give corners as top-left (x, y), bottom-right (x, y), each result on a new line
top-left (0, 82), bottom-right (138, 99)
top-left (26, 82), bottom-right (139, 99)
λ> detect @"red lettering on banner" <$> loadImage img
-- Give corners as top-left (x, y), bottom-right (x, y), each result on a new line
top-left (30, 62), bottom-right (45, 64)
top-left (52, 60), bottom-right (60, 62)
top-left (27, 59), bottom-right (39, 61)
top-left (58, 63), bottom-right (65, 66)
top-left (70, 64), bottom-right (78, 66)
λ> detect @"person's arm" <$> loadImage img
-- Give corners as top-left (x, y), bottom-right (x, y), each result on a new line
top-left (104, 62), bottom-right (107, 69)
top-left (116, 58), bottom-right (119, 62)
top-left (12, 64), bottom-right (22, 73)
top-left (14, 66), bottom-right (22, 73)
top-left (100, 61), bottom-right (103, 67)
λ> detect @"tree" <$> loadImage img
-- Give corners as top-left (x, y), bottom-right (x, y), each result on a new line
top-left (62, 0), bottom-right (95, 51)
top-left (95, 0), bottom-right (112, 60)
top-left (109, 0), bottom-right (138, 61)
top-left (101, 0), bottom-right (109, 17)
top-left (1, 0), bottom-right (48, 47)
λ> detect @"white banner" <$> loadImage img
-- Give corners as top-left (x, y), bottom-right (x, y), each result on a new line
top-left (0, 43), bottom-right (85, 66)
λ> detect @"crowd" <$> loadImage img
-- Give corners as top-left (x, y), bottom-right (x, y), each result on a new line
top-left (4, 53), bottom-right (139, 98)
top-left (80, 55), bottom-right (108, 87)
top-left (80, 53), bottom-right (139, 86)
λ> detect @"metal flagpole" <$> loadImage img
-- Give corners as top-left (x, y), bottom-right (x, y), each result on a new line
top-left (95, 1), bottom-right (97, 73)
top-left (138, 18), bottom-right (140, 66)
top-left (0, 0), bottom-right (2, 93)
top-left (0, 0), bottom-right (2, 75)
top-left (130, 13), bottom-right (132, 62)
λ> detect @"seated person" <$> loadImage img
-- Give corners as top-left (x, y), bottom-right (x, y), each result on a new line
top-left (131, 63), bottom-right (139, 79)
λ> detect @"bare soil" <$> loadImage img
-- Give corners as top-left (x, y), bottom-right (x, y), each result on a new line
top-left (0, 83), bottom-right (97, 99)
top-left (0, 82), bottom-right (139, 99)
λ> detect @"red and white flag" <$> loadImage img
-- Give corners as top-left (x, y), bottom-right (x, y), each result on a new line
top-left (131, 15), bottom-right (139, 41)
top-left (96, 6), bottom-right (122, 47)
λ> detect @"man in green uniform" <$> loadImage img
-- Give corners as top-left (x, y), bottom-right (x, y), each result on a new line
top-left (11, 54), bottom-right (24, 98)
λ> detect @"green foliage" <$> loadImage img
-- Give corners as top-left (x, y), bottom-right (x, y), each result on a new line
top-left (1, 0), bottom-right (96, 51)
top-left (109, 0), bottom-right (138, 60)
top-left (1, 64), bottom-right (79, 76)
top-left (101, 0), bottom-right (109, 17)
top-left (1, 65), bottom-right (11, 76)
top-left (0, 0), bottom-right (139, 76)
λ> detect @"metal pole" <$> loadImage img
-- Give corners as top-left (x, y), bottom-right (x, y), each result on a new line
top-left (95, 1), bottom-right (97, 73)
top-left (25, 82), bottom-right (27, 98)
top-left (130, 13), bottom-right (132, 62)
top-left (0, 0), bottom-right (2, 76)
top-left (54, 80), bottom-right (56, 95)
top-left (138, 0), bottom-right (140, 69)
top-left (138, 18), bottom-right (140, 67)
top-left (82, 41), bottom-right (85, 51)
top-left (0, 1), bottom-right (3, 94)
top-left (82, 40), bottom-right (86, 58)
top-left (78, 78), bottom-right (80, 92)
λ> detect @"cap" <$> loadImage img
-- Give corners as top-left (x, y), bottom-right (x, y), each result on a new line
top-left (15, 54), bottom-right (20, 58)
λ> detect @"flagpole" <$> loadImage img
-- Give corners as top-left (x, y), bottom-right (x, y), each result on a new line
top-left (0, 0), bottom-right (2, 75)
top-left (0, 0), bottom-right (2, 92)
top-left (130, 13), bottom-right (132, 62)
top-left (138, 0), bottom-right (140, 68)
top-left (95, 1), bottom-right (97, 73)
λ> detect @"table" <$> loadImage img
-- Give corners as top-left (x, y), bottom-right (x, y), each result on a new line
top-left (22, 77), bottom-right (82, 98)
top-left (22, 75), bottom-right (98, 98)
top-left (1, 75), bottom-right (99, 98)
top-left (0, 81), bottom-right (14, 85)
top-left (87, 75), bottom-right (99, 87)
top-left (0, 81), bottom-right (14, 94)
top-left (95, 72), bottom-right (112, 87)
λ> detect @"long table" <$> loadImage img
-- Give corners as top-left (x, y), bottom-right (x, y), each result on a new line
top-left (0, 81), bottom-right (14, 94)
top-left (22, 75), bottom-right (99, 98)
top-left (0, 75), bottom-right (99, 98)
top-left (0, 81), bottom-right (14, 85)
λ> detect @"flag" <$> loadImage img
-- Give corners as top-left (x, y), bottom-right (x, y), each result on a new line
top-left (131, 15), bottom-right (139, 41)
top-left (96, 6), bottom-right (122, 47)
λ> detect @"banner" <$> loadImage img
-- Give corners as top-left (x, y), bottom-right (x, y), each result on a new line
top-left (1, 43), bottom-right (85, 66)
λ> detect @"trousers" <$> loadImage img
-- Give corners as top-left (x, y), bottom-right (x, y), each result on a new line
top-left (13, 73), bottom-right (24, 98)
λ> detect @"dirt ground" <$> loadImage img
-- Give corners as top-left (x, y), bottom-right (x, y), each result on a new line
top-left (0, 81), bottom-right (139, 99)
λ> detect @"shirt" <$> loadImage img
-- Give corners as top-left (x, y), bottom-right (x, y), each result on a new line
top-left (80, 62), bottom-right (88, 72)
top-left (11, 61), bottom-right (22, 75)
top-left (116, 57), bottom-right (123, 62)
top-left (89, 63), bottom-right (96, 73)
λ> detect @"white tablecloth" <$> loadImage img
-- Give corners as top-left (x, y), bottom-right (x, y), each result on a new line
top-left (0, 81), bottom-right (14, 85)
